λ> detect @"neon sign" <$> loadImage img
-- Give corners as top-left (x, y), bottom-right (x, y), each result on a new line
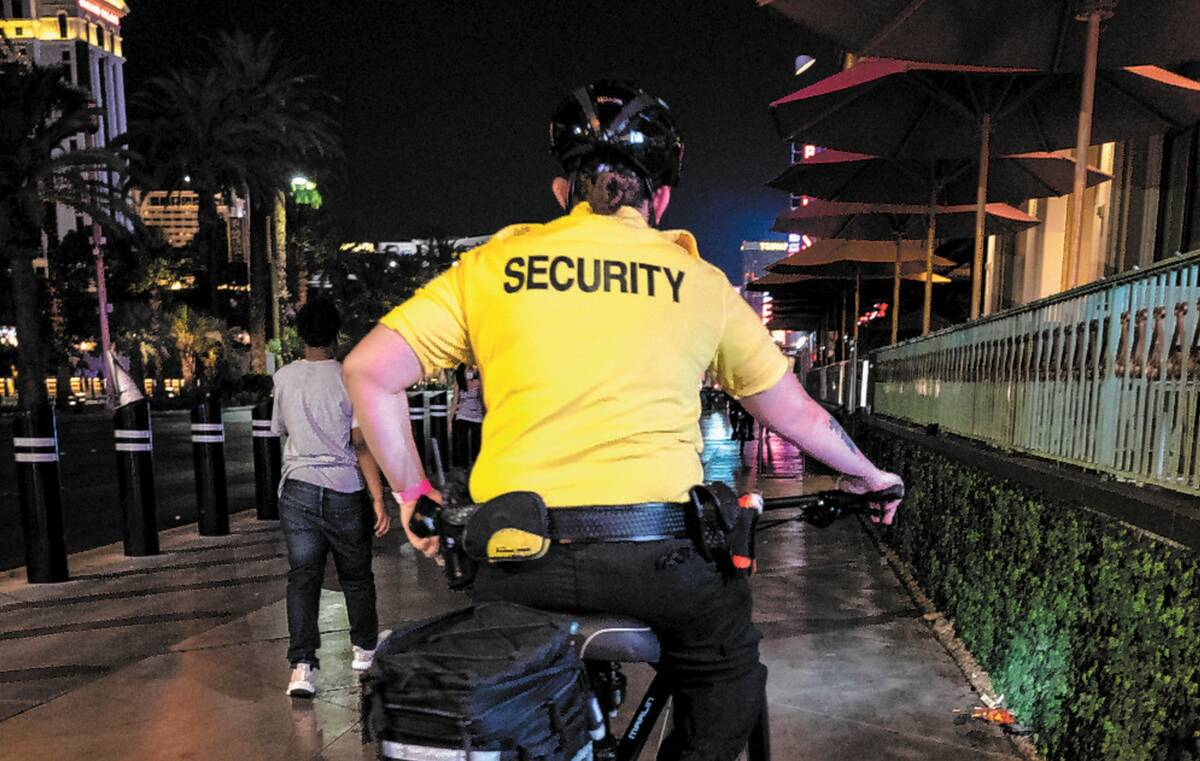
top-left (79, 0), bottom-right (122, 25)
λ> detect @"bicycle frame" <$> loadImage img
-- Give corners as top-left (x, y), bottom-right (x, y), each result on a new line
top-left (590, 666), bottom-right (770, 761)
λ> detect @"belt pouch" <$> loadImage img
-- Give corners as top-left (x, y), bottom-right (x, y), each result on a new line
top-left (463, 491), bottom-right (551, 562)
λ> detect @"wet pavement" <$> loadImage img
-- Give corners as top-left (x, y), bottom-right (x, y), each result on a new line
top-left (0, 411), bottom-right (1023, 760)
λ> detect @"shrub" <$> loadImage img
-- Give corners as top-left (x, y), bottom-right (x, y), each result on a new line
top-left (866, 430), bottom-right (1200, 761)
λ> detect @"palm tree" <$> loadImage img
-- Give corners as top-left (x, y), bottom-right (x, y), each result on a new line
top-left (126, 32), bottom-right (342, 374)
top-left (123, 68), bottom-right (246, 316)
top-left (0, 46), bottom-right (134, 411)
top-left (168, 305), bottom-right (224, 390)
top-left (210, 31), bottom-right (342, 373)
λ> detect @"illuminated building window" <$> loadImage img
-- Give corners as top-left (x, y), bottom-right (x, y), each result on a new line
top-left (57, 12), bottom-right (68, 39)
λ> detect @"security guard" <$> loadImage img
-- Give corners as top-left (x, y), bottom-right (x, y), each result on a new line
top-left (345, 81), bottom-right (903, 761)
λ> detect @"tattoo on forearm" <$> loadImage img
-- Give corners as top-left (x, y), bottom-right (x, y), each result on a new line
top-left (828, 417), bottom-right (860, 456)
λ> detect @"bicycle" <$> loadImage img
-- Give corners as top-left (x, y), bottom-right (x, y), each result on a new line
top-left (405, 484), bottom-right (904, 761)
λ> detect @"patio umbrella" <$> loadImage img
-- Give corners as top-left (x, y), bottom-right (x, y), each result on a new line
top-left (771, 200), bottom-right (1036, 339)
top-left (770, 58), bottom-right (1200, 318)
top-left (765, 237), bottom-right (958, 343)
top-left (758, 0), bottom-right (1200, 276)
top-left (768, 149), bottom-right (1111, 206)
top-left (771, 200), bottom-right (1039, 241)
top-left (768, 149), bottom-right (1108, 333)
top-left (758, 1), bottom-right (1200, 71)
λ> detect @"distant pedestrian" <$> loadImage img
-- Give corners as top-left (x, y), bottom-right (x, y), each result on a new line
top-left (450, 364), bottom-right (484, 469)
top-left (271, 299), bottom-right (391, 699)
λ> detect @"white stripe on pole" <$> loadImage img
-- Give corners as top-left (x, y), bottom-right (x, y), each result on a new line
top-left (15, 452), bottom-right (59, 463)
top-left (252, 430), bottom-right (278, 438)
top-left (252, 421), bottom-right (272, 429)
top-left (114, 429), bottom-right (152, 439)
top-left (191, 423), bottom-right (224, 432)
top-left (191, 434), bottom-right (225, 444)
top-left (115, 442), bottom-right (154, 452)
top-left (13, 437), bottom-right (57, 447)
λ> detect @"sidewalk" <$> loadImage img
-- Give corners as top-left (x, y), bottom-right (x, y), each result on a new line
top-left (0, 412), bottom-right (1024, 760)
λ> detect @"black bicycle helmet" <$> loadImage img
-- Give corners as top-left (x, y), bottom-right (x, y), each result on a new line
top-left (549, 81), bottom-right (684, 192)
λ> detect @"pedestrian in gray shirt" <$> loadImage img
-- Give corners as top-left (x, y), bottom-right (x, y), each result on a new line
top-left (272, 299), bottom-right (391, 699)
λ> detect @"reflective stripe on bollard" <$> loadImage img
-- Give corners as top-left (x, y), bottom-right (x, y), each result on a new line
top-left (251, 398), bottom-right (281, 521)
top-left (13, 404), bottom-right (69, 583)
top-left (190, 394), bottom-right (230, 536)
top-left (408, 390), bottom-right (427, 465)
top-left (113, 399), bottom-right (159, 556)
top-left (428, 390), bottom-right (450, 472)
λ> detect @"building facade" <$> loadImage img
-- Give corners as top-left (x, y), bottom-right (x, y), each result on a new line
top-left (136, 189), bottom-right (251, 261)
top-left (1, 0), bottom-right (129, 262)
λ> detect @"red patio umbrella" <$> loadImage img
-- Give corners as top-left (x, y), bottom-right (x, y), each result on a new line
top-left (768, 149), bottom-right (1110, 206)
top-left (770, 59), bottom-right (1200, 318)
top-left (772, 199), bottom-right (1040, 240)
top-left (768, 149), bottom-right (1109, 332)
top-left (758, 1), bottom-right (1200, 71)
top-left (772, 200), bottom-right (1037, 340)
top-left (759, 0), bottom-right (1200, 307)
top-left (764, 236), bottom-right (961, 343)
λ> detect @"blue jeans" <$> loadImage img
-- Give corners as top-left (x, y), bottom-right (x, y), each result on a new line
top-left (279, 479), bottom-right (379, 668)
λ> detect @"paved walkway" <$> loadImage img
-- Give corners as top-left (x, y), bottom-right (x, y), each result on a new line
top-left (0, 412), bottom-right (1023, 760)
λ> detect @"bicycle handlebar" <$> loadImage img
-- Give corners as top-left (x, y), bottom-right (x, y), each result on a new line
top-left (752, 484), bottom-right (903, 530)
top-left (761, 484), bottom-right (904, 512)
top-left (410, 485), bottom-right (904, 540)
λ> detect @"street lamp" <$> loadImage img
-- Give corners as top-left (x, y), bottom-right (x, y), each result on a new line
top-left (794, 54), bottom-right (816, 76)
top-left (290, 175), bottom-right (322, 209)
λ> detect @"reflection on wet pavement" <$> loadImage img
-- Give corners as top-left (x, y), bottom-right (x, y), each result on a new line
top-left (0, 408), bottom-right (1021, 760)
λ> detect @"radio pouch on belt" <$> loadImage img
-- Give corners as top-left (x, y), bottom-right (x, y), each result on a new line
top-left (686, 482), bottom-right (740, 569)
top-left (463, 492), bottom-right (552, 562)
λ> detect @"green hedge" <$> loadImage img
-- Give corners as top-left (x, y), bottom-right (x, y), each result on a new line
top-left (866, 431), bottom-right (1200, 761)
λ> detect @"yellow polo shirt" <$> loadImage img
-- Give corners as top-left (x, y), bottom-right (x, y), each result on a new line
top-left (380, 202), bottom-right (788, 506)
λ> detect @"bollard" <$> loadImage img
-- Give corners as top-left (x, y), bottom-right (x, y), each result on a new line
top-left (427, 390), bottom-right (450, 472)
top-left (252, 397), bottom-right (281, 520)
top-left (408, 390), bottom-right (427, 465)
top-left (190, 393), bottom-right (230, 536)
top-left (13, 404), bottom-right (69, 583)
top-left (113, 399), bottom-right (159, 556)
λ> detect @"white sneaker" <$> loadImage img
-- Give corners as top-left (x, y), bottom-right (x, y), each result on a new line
top-left (287, 663), bottom-right (316, 698)
top-left (352, 629), bottom-right (392, 672)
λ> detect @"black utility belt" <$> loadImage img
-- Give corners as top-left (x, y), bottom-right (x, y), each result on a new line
top-left (547, 503), bottom-right (691, 543)
top-left (458, 485), bottom-right (755, 578)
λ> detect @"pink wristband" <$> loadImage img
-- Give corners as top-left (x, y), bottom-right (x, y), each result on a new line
top-left (398, 478), bottom-right (432, 502)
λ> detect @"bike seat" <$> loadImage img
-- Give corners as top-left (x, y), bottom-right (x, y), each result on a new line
top-left (571, 614), bottom-right (662, 663)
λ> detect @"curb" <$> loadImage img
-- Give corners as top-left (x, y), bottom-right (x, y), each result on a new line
top-left (858, 518), bottom-right (1045, 761)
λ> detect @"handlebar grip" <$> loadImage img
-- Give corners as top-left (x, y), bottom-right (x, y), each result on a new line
top-left (864, 484), bottom-right (905, 503)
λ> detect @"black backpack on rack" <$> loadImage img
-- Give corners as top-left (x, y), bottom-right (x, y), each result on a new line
top-left (362, 602), bottom-right (593, 761)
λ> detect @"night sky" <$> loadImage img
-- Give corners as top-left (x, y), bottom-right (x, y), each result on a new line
top-left (121, 1), bottom-right (837, 280)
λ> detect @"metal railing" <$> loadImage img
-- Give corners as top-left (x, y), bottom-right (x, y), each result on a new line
top-left (807, 357), bottom-right (868, 414)
top-left (872, 250), bottom-right (1200, 495)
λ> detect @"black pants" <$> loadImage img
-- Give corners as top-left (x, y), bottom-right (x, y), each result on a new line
top-left (472, 539), bottom-right (767, 761)
top-left (452, 418), bottom-right (482, 469)
top-left (279, 479), bottom-right (379, 667)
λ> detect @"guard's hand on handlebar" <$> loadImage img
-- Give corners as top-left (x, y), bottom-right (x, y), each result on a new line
top-left (400, 489), bottom-right (444, 561)
top-left (838, 470), bottom-right (904, 526)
